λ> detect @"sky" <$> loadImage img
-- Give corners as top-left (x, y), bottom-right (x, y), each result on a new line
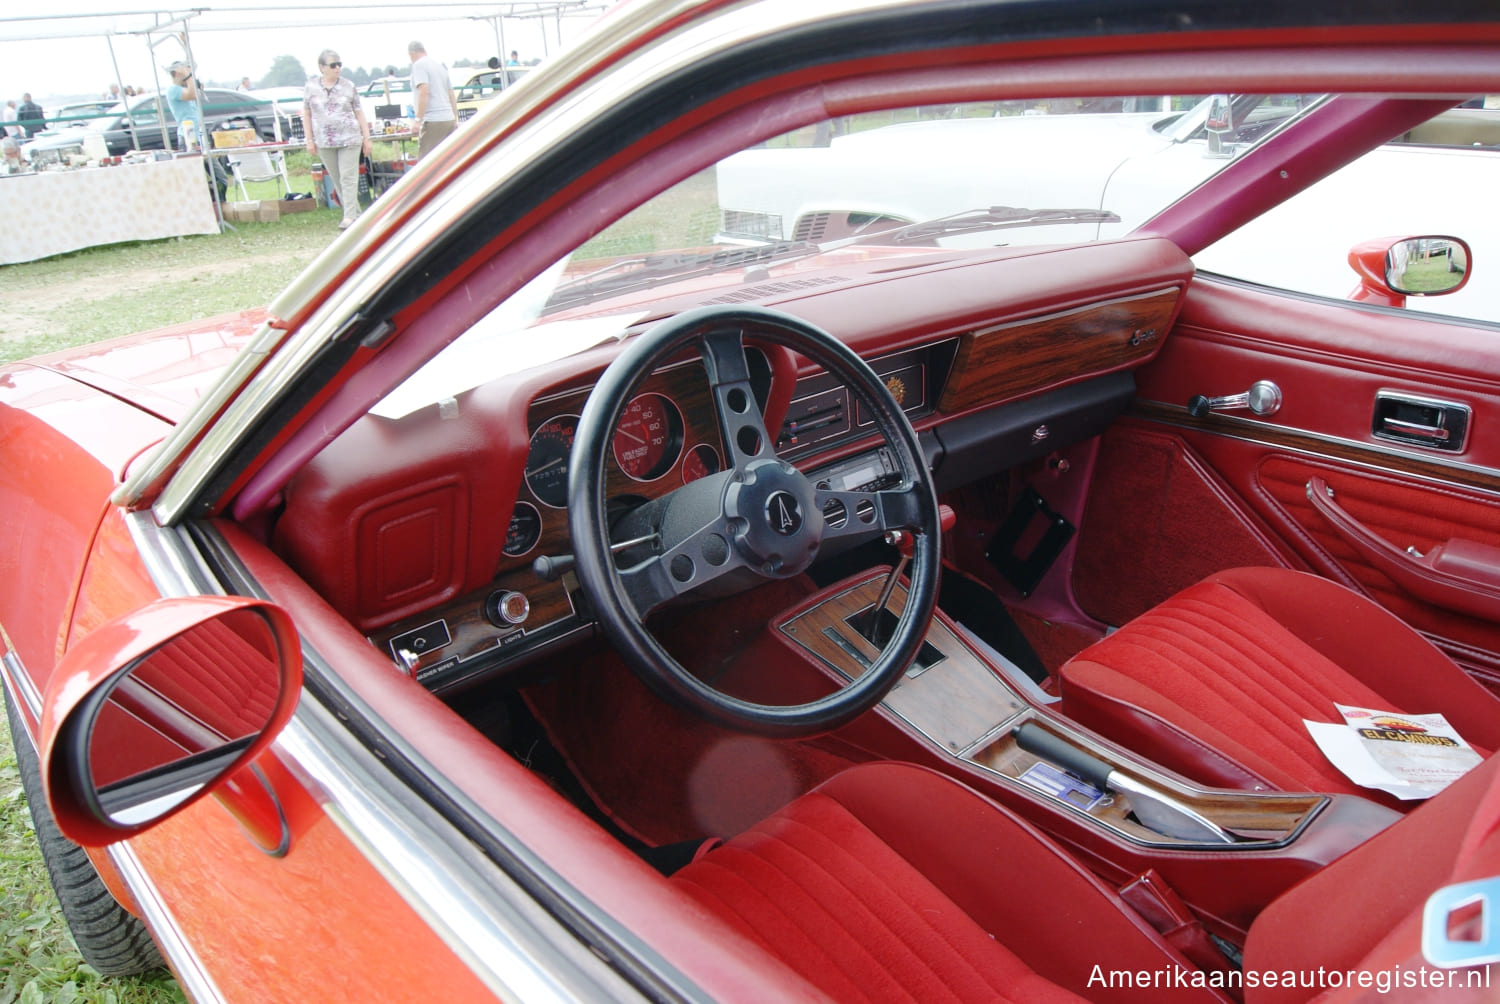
top-left (1, 2), bottom-right (615, 105)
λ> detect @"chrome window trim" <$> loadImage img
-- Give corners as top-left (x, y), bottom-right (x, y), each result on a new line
top-left (2, 647), bottom-right (43, 722)
top-left (111, 321), bottom-right (286, 509)
top-left (123, 511), bottom-right (651, 1001)
top-left (105, 845), bottom-right (229, 1004)
top-left (276, 702), bottom-right (621, 1003)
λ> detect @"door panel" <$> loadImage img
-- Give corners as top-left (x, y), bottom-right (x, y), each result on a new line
top-left (1075, 275), bottom-right (1500, 692)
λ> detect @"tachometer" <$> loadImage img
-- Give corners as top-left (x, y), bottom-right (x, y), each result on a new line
top-left (525, 414), bottom-right (579, 508)
top-left (503, 501), bottom-right (543, 557)
top-left (612, 393), bottom-right (683, 482)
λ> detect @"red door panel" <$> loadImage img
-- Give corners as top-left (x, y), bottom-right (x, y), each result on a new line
top-left (1074, 276), bottom-right (1500, 693)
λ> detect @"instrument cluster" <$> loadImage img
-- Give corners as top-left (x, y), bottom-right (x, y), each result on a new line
top-left (502, 360), bottom-right (727, 569)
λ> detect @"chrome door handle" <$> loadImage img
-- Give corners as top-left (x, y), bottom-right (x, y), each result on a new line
top-left (1380, 417), bottom-right (1450, 442)
top-left (1187, 380), bottom-right (1282, 419)
top-left (1372, 391), bottom-right (1469, 453)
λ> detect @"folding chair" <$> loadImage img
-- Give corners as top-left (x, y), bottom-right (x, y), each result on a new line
top-left (227, 149), bottom-right (291, 201)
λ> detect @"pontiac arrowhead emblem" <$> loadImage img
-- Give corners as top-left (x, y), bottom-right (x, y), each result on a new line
top-left (766, 491), bottom-right (802, 536)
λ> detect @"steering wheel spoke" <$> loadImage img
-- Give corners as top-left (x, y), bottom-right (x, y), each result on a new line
top-left (570, 305), bottom-right (941, 738)
top-left (618, 515), bottom-right (745, 617)
top-left (816, 481), bottom-right (925, 543)
top-left (698, 328), bottom-right (774, 471)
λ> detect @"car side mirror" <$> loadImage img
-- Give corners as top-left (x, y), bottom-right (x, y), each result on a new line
top-left (40, 596), bottom-right (301, 849)
top-left (1348, 235), bottom-right (1471, 308)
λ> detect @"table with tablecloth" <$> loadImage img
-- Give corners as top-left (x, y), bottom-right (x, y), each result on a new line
top-left (0, 155), bottom-right (218, 265)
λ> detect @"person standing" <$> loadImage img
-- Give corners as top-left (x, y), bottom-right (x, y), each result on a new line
top-left (407, 40), bottom-right (456, 159)
top-left (165, 62), bottom-right (201, 149)
top-left (166, 62), bottom-right (229, 201)
top-left (237, 76), bottom-right (253, 93)
top-left (16, 94), bottom-right (44, 137)
top-left (302, 49), bottom-right (372, 230)
top-left (2, 100), bottom-right (20, 139)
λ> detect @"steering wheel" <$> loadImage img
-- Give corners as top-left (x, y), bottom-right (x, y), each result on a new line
top-left (569, 305), bottom-right (941, 738)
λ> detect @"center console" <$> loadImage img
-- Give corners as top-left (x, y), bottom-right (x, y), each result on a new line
top-left (772, 569), bottom-right (1401, 940)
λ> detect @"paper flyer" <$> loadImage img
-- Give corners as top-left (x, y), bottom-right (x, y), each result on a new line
top-left (1304, 704), bottom-right (1482, 800)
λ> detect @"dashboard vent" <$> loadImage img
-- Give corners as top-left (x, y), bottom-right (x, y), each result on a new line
top-left (704, 275), bottom-right (847, 304)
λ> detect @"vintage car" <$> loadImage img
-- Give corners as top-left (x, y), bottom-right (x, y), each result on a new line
top-left (359, 75), bottom-right (416, 124)
top-left (715, 97), bottom-right (1500, 322)
top-left (20, 89), bottom-right (296, 159)
top-left (456, 65), bottom-right (531, 122)
top-left (5, 1), bottom-right (1500, 1001)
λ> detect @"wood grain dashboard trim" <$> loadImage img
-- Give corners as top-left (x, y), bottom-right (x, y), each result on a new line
top-left (938, 288), bottom-right (1180, 414)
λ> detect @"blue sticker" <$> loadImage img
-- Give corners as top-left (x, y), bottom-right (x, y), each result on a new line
top-left (1020, 761), bottom-right (1105, 811)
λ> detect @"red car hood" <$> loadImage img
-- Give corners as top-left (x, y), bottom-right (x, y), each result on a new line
top-left (30, 308), bottom-right (268, 426)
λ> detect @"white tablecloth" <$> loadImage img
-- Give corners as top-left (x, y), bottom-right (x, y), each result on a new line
top-left (0, 156), bottom-right (219, 265)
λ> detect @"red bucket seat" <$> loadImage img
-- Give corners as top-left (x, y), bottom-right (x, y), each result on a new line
top-left (669, 755), bottom-right (1500, 1001)
top-left (1057, 568), bottom-right (1500, 804)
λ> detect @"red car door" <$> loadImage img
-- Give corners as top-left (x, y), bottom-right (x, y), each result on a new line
top-left (1073, 272), bottom-right (1500, 695)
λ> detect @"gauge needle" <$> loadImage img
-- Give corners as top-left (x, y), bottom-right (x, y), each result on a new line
top-left (529, 456), bottom-right (565, 475)
top-left (617, 426), bottom-right (645, 445)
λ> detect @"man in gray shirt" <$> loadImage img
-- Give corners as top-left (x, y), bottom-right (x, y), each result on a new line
top-left (407, 40), bottom-right (457, 159)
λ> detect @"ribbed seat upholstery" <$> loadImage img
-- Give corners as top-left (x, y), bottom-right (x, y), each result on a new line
top-left (667, 756), bottom-right (1500, 1002)
top-left (670, 761), bottom-right (1219, 1003)
top-left (1059, 568), bottom-right (1500, 802)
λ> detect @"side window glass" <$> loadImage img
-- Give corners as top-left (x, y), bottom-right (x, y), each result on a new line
top-left (1195, 99), bottom-right (1500, 326)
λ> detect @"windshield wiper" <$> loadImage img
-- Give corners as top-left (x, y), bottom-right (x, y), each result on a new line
top-left (841, 206), bottom-right (1121, 247)
top-left (544, 241), bottom-right (822, 313)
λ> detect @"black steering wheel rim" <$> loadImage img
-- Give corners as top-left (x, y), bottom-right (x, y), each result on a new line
top-left (569, 305), bottom-right (941, 739)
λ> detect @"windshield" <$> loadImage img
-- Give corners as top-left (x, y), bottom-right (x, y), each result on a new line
top-left (376, 94), bottom-right (1323, 418)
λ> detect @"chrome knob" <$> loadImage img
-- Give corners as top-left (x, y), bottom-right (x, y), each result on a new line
top-left (485, 590), bottom-right (530, 627)
top-left (1188, 380), bottom-right (1282, 419)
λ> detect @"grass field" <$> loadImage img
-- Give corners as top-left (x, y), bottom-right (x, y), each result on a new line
top-left (1, 711), bottom-right (186, 1004)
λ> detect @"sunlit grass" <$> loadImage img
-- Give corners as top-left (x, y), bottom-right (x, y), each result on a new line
top-left (0, 713), bottom-right (186, 1004)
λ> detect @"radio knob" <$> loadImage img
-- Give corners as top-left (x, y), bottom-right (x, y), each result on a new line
top-left (485, 590), bottom-right (530, 627)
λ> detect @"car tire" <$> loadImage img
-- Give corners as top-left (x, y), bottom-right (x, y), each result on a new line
top-left (3, 685), bottom-right (165, 977)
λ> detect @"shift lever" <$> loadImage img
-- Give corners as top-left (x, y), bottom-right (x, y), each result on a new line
top-left (867, 504), bottom-right (955, 645)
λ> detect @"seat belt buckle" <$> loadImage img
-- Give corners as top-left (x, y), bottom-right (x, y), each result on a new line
top-left (1423, 876), bottom-right (1500, 968)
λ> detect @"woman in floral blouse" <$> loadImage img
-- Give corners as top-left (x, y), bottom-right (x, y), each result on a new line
top-left (301, 49), bottom-right (372, 230)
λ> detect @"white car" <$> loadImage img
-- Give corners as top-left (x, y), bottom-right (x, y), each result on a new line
top-left (716, 95), bottom-right (1500, 321)
top-left (360, 76), bottom-right (415, 125)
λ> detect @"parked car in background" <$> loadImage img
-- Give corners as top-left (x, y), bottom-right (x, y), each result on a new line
top-left (248, 86), bottom-right (306, 139)
top-left (359, 75), bottom-right (414, 123)
top-left (20, 88), bottom-right (292, 159)
top-left (5, 2), bottom-right (1500, 1002)
top-left (49, 99), bottom-right (119, 130)
top-left (716, 97), bottom-right (1500, 321)
top-left (455, 66), bottom-right (529, 122)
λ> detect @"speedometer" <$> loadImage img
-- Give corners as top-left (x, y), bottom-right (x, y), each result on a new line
top-left (525, 414), bottom-right (579, 509)
top-left (612, 393), bottom-right (684, 482)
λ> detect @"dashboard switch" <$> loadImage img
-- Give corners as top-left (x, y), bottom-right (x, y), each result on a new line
top-left (486, 590), bottom-right (531, 627)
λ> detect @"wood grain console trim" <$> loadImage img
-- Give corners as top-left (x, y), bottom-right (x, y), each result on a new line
top-left (777, 574), bottom-right (1024, 753)
top-left (938, 288), bottom-right (1180, 414)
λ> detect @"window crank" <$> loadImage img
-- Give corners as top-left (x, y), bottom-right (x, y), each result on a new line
top-left (1187, 379), bottom-right (1282, 419)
